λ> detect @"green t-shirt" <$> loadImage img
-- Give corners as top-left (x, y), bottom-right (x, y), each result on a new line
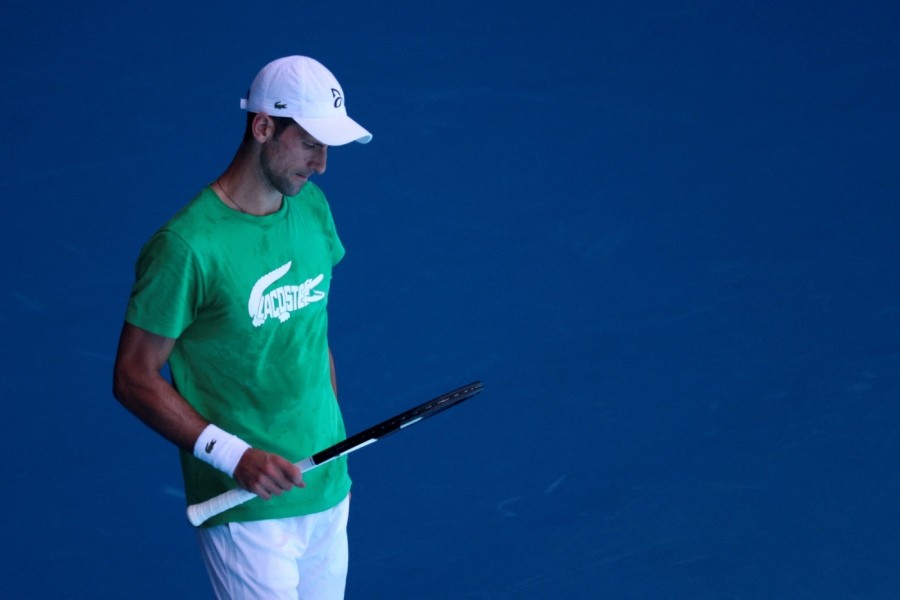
top-left (126, 183), bottom-right (351, 526)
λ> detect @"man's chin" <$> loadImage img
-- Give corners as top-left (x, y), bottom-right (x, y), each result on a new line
top-left (280, 180), bottom-right (307, 198)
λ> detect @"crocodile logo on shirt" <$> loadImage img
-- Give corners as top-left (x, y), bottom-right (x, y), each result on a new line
top-left (248, 261), bottom-right (325, 327)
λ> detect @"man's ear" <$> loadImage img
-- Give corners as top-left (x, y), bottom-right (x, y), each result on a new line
top-left (251, 112), bottom-right (275, 143)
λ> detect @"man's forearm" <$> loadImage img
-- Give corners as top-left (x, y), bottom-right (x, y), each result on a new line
top-left (113, 366), bottom-right (208, 453)
top-left (329, 348), bottom-right (337, 398)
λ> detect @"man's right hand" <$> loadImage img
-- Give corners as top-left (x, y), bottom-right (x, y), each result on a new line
top-left (232, 448), bottom-right (305, 500)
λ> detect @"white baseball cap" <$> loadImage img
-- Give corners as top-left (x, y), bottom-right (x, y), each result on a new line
top-left (240, 56), bottom-right (372, 146)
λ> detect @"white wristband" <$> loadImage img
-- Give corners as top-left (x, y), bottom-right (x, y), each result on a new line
top-left (193, 424), bottom-right (251, 477)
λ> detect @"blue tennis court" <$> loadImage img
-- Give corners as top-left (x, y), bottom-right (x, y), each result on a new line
top-left (3, 1), bottom-right (899, 597)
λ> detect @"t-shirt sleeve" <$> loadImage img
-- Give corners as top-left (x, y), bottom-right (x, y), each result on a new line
top-left (125, 230), bottom-right (201, 339)
top-left (323, 203), bottom-right (346, 267)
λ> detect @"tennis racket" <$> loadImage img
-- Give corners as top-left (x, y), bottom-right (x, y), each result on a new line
top-left (187, 381), bottom-right (484, 526)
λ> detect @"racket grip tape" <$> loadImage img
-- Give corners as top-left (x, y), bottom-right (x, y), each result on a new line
top-left (186, 456), bottom-right (317, 526)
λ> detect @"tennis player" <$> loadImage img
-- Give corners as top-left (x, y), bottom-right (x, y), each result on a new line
top-left (113, 56), bottom-right (371, 599)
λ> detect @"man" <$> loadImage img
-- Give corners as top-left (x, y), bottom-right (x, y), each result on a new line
top-left (113, 55), bottom-right (371, 599)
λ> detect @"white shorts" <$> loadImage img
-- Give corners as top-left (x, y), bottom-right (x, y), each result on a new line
top-left (196, 495), bottom-right (350, 600)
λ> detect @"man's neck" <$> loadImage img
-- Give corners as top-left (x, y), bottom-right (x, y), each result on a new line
top-left (213, 157), bottom-right (282, 216)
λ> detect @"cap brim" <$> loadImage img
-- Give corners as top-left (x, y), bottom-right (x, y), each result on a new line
top-left (293, 116), bottom-right (372, 146)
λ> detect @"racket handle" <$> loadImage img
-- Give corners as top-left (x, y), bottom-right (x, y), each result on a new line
top-left (186, 456), bottom-right (317, 526)
top-left (186, 487), bottom-right (255, 526)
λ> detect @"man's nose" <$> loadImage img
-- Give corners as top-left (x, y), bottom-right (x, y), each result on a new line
top-left (311, 146), bottom-right (327, 175)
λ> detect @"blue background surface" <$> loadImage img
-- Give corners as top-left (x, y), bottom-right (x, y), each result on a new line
top-left (2, 1), bottom-right (899, 597)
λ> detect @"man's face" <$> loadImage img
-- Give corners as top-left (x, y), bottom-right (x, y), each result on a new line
top-left (259, 121), bottom-right (328, 197)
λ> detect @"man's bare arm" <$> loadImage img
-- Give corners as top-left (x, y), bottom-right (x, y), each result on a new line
top-left (112, 322), bottom-right (303, 499)
top-left (329, 348), bottom-right (337, 398)
top-left (113, 322), bottom-right (207, 450)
